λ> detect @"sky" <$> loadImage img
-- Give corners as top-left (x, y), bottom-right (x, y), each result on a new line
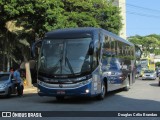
top-left (126, 0), bottom-right (160, 37)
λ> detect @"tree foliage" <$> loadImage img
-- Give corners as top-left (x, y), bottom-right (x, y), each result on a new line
top-left (0, 0), bottom-right (122, 70)
top-left (128, 34), bottom-right (160, 56)
top-left (156, 62), bottom-right (160, 67)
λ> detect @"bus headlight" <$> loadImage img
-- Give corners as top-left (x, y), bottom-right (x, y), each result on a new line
top-left (85, 89), bottom-right (90, 93)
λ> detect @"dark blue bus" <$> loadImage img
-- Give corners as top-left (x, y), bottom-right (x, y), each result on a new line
top-left (32, 27), bottom-right (141, 100)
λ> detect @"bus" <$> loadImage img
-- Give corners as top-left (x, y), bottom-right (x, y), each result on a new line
top-left (139, 57), bottom-right (155, 76)
top-left (141, 57), bottom-right (155, 70)
top-left (32, 27), bottom-right (141, 100)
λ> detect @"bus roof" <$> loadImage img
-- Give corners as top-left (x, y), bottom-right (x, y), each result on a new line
top-left (45, 27), bottom-right (134, 46)
top-left (101, 29), bottom-right (134, 46)
top-left (45, 27), bottom-right (98, 39)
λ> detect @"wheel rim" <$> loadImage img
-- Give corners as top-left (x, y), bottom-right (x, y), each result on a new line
top-left (101, 84), bottom-right (105, 97)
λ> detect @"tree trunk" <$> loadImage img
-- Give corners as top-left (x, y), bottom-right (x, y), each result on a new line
top-left (3, 36), bottom-right (6, 71)
top-left (2, 52), bottom-right (6, 71)
top-left (7, 54), bottom-right (10, 72)
top-left (25, 62), bottom-right (32, 87)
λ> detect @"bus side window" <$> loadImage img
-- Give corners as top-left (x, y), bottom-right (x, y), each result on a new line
top-left (93, 40), bottom-right (101, 69)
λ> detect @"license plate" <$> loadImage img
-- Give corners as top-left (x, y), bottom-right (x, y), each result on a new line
top-left (57, 90), bottom-right (65, 95)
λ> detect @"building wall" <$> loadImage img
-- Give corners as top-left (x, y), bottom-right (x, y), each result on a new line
top-left (113, 0), bottom-right (127, 39)
top-left (154, 55), bottom-right (160, 63)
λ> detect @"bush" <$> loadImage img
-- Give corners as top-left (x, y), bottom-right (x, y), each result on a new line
top-left (155, 62), bottom-right (160, 67)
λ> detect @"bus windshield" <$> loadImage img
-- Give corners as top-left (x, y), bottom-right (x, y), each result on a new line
top-left (140, 59), bottom-right (149, 70)
top-left (38, 38), bottom-right (92, 76)
top-left (140, 59), bottom-right (148, 64)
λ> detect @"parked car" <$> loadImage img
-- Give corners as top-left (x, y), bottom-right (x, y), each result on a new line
top-left (142, 70), bottom-right (156, 80)
top-left (0, 72), bottom-right (23, 97)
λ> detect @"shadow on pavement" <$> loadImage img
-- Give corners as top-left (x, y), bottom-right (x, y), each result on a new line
top-left (0, 93), bottom-right (37, 99)
top-left (150, 83), bottom-right (159, 87)
top-left (23, 91), bottom-right (160, 111)
top-left (38, 89), bottom-right (128, 104)
top-left (1, 89), bottom-right (160, 112)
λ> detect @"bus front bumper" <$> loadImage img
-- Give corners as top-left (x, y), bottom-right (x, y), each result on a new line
top-left (37, 79), bottom-right (94, 97)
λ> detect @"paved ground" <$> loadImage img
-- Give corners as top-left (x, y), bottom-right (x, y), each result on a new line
top-left (0, 78), bottom-right (160, 120)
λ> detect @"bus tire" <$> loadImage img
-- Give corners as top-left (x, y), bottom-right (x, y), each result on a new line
top-left (96, 82), bottom-right (106, 100)
top-left (56, 96), bottom-right (65, 101)
top-left (158, 81), bottom-right (160, 86)
top-left (124, 77), bottom-right (130, 91)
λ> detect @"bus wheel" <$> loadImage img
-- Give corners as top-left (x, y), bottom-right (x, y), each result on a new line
top-left (96, 83), bottom-right (106, 100)
top-left (124, 77), bottom-right (130, 91)
top-left (158, 81), bottom-right (160, 86)
top-left (56, 96), bottom-right (65, 101)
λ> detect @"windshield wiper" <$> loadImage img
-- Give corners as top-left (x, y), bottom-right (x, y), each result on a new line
top-left (65, 56), bottom-right (75, 75)
top-left (44, 56), bottom-right (74, 75)
top-left (46, 57), bottom-right (63, 74)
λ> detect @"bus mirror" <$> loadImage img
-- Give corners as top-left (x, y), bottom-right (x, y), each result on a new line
top-left (31, 40), bottom-right (42, 59)
top-left (88, 41), bottom-right (94, 55)
top-left (135, 45), bottom-right (142, 60)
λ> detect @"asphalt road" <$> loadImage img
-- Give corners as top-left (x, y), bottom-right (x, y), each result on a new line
top-left (0, 78), bottom-right (160, 120)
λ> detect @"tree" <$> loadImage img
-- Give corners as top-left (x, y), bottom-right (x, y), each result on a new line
top-left (0, 0), bottom-right (123, 85)
top-left (0, 0), bottom-right (123, 69)
top-left (0, 0), bottom-right (123, 79)
top-left (128, 34), bottom-right (160, 56)
top-left (0, 0), bottom-right (36, 70)
top-left (156, 62), bottom-right (160, 67)
top-left (128, 35), bottom-right (144, 45)
top-left (61, 0), bottom-right (122, 34)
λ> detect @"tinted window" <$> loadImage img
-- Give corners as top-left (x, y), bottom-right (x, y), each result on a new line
top-left (144, 70), bottom-right (154, 73)
top-left (0, 74), bottom-right (10, 81)
top-left (39, 38), bottom-right (92, 75)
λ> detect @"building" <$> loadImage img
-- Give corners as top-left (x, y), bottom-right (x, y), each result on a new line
top-left (154, 55), bottom-right (160, 63)
top-left (113, 0), bottom-right (127, 39)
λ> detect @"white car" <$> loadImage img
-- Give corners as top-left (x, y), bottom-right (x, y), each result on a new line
top-left (142, 70), bottom-right (156, 80)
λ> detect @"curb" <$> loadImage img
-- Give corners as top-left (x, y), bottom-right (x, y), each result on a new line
top-left (23, 86), bottom-right (37, 94)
